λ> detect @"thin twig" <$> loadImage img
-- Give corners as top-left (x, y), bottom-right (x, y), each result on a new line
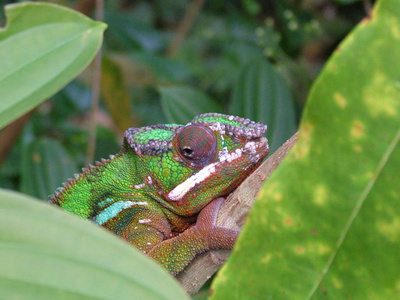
top-left (86, 0), bottom-right (104, 165)
top-left (167, 0), bottom-right (206, 57)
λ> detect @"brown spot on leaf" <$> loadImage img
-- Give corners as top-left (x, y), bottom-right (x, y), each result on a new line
top-left (285, 218), bottom-right (293, 226)
top-left (351, 120), bottom-right (365, 139)
top-left (275, 193), bottom-right (282, 201)
top-left (334, 93), bottom-right (347, 108)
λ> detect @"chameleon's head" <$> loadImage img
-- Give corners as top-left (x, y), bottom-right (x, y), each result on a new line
top-left (124, 113), bottom-right (269, 216)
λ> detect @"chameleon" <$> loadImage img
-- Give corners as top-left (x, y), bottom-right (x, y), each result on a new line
top-left (50, 113), bottom-right (269, 276)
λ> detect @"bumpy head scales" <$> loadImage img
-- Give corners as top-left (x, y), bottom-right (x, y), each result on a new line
top-left (192, 113), bottom-right (267, 139)
top-left (124, 124), bottom-right (178, 156)
top-left (124, 113), bottom-right (267, 156)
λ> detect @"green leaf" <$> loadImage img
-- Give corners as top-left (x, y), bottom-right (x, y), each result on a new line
top-left (0, 189), bottom-right (189, 300)
top-left (212, 0), bottom-right (400, 298)
top-left (229, 58), bottom-right (297, 153)
top-left (20, 138), bottom-right (79, 201)
top-left (0, 2), bottom-right (106, 129)
top-left (159, 86), bottom-right (223, 124)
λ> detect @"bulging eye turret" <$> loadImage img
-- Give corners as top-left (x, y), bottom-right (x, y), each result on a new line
top-left (173, 124), bottom-right (217, 168)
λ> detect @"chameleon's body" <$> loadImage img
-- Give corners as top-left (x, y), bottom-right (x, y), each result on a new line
top-left (51, 113), bottom-right (269, 275)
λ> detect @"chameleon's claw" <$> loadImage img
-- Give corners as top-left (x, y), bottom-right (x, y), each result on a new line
top-left (195, 197), bottom-right (239, 250)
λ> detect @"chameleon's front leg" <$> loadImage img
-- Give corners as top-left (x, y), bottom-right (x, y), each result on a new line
top-left (149, 198), bottom-right (239, 275)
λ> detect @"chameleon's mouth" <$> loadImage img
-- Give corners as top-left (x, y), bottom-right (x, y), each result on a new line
top-left (167, 137), bottom-right (268, 202)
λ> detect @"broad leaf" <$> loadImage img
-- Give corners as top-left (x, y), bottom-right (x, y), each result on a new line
top-left (212, 0), bottom-right (400, 298)
top-left (229, 58), bottom-right (297, 153)
top-left (0, 189), bottom-right (189, 300)
top-left (0, 2), bottom-right (106, 129)
top-left (159, 86), bottom-right (223, 124)
top-left (20, 138), bottom-right (79, 201)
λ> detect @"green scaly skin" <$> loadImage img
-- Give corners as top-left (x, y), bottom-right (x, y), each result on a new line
top-left (51, 113), bottom-right (269, 275)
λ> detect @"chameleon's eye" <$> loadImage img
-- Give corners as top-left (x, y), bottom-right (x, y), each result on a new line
top-left (174, 124), bottom-right (217, 168)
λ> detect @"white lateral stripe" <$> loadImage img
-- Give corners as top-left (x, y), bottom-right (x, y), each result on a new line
top-left (168, 162), bottom-right (217, 201)
top-left (168, 141), bottom-right (258, 201)
top-left (134, 183), bottom-right (146, 189)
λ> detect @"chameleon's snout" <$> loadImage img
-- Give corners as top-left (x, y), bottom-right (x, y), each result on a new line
top-left (240, 136), bottom-right (269, 164)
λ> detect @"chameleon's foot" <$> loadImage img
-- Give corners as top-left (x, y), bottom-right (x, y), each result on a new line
top-left (195, 197), bottom-right (239, 250)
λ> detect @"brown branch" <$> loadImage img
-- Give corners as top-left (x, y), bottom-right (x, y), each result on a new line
top-left (85, 0), bottom-right (104, 165)
top-left (176, 132), bottom-right (299, 295)
top-left (167, 0), bottom-right (206, 57)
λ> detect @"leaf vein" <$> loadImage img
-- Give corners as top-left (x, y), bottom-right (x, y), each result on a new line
top-left (305, 125), bottom-right (400, 299)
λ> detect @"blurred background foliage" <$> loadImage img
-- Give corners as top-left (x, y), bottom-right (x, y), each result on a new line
top-left (0, 0), bottom-right (372, 200)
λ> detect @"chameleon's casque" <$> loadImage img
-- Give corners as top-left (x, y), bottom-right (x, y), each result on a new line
top-left (51, 113), bottom-right (269, 275)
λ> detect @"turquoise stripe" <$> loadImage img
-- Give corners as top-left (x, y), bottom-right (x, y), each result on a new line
top-left (94, 200), bottom-right (148, 225)
top-left (98, 197), bottom-right (114, 208)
